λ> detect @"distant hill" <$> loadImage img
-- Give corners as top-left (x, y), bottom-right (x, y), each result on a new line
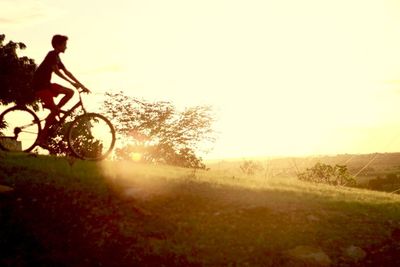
top-left (206, 152), bottom-right (400, 180)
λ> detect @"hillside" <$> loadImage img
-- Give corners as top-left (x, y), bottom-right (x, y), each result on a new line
top-left (1, 151), bottom-right (400, 266)
top-left (207, 152), bottom-right (400, 181)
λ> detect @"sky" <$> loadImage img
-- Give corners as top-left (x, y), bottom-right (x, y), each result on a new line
top-left (3, 0), bottom-right (400, 159)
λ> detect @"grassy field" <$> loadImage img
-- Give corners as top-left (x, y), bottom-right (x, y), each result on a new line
top-left (207, 153), bottom-right (400, 187)
top-left (1, 151), bottom-right (400, 266)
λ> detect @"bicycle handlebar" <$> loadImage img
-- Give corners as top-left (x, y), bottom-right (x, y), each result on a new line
top-left (77, 86), bottom-right (91, 94)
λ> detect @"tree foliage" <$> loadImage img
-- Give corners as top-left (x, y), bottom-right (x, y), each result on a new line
top-left (297, 162), bottom-right (356, 186)
top-left (0, 34), bottom-right (37, 107)
top-left (368, 173), bottom-right (400, 192)
top-left (240, 160), bottom-right (263, 176)
top-left (45, 119), bottom-right (75, 157)
top-left (102, 91), bottom-right (215, 168)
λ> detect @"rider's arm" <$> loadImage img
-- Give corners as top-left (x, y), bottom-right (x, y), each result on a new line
top-left (53, 65), bottom-right (76, 85)
top-left (53, 65), bottom-right (90, 92)
top-left (63, 69), bottom-right (82, 87)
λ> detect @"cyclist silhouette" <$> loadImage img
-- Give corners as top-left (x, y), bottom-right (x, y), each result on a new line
top-left (32, 34), bottom-right (90, 146)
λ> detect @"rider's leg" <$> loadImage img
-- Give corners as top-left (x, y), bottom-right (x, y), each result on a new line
top-left (36, 90), bottom-right (60, 141)
top-left (51, 83), bottom-right (74, 110)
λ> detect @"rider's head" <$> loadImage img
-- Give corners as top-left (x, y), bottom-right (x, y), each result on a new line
top-left (52, 35), bottom-right (68, 53)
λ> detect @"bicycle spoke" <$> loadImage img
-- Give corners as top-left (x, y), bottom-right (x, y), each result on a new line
top-left (21, 130), bottom-right (40, 134)
top-left (0, 107), bottom-right (41, 152)
top-left (68, 113), bottom-right (115, 160)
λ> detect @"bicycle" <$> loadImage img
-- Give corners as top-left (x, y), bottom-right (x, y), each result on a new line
top-left (0, 89), bottom-right (116, 161)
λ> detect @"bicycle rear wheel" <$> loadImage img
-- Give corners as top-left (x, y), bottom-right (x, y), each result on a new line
top-left (67, 113), bottom-right (115, 160)
top-left (0, 106), bottom-right (41, 152)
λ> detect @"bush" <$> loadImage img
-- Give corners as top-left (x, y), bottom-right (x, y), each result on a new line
top-left (368, 173), bottom-right (400, 192)
top-left (297, 162), bottom-right (356, 186)
top-left (240, 160), bottom-right (263, 176)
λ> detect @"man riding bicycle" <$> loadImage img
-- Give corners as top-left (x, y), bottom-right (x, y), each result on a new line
top-left (32, 34), bottom-right (90, 146)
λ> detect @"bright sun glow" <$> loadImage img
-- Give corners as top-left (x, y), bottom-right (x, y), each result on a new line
top-left (3, 0), bottom-right (400, 159)
top-left (130, 152), bottom-right (142, 162)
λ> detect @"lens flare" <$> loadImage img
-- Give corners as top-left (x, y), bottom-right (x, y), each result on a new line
top-left (130, 152), bottom-right (142, 162)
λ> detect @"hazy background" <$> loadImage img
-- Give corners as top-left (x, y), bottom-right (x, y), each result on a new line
top-left (3, 0), bottom-right (400, 159)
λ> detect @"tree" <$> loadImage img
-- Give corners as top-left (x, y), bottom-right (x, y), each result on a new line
top-left (44, 118), bottom-right (75, 157)
top-left (0, 34), bottom-right (37, 107)
top-left (102, 91), bottom-right (215, 168)
top-left (240, 160), bottom-right (263, 176)
top-left (297, 162), bottom-right (356, 186)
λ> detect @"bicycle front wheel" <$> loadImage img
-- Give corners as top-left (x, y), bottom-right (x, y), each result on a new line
top-left (0, 106), bottom-right (41, 152)
top-left (67, 113), bottom-right (116, 160)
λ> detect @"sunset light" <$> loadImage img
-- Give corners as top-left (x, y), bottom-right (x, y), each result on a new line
top-left (3, 0), bottom-right (400, 159)
top-left (130, 152), bottom-right (142, 162)
top-left (3, 2), bottom-right (400, 264)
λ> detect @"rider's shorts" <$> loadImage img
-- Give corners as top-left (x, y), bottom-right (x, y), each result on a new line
top-left (35, 83), bottom-right (64, 109)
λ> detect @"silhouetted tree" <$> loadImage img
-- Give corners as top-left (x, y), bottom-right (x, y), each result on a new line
top-left (0, 34), bottom-right (37, 107)
top-left (240, 160), bottom-right (263, 176)
top-left (297, 162), bottom-right (356, 186)
top-left (45, 118), bottom-right (74, 157)
top-left (102, 91), bottom-right (215, 168)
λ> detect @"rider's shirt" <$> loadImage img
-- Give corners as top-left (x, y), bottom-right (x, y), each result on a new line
top-left (32, 50), bottom-right (65, 91)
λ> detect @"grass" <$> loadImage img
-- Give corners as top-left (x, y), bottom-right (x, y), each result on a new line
top-left (1, 151), bottom-right (400, 266)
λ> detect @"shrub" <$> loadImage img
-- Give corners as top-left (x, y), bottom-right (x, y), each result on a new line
top-left (297, 162), bottom-right (356, 186)
top-left (368, 173), bottom-right (400, 192)
top-left (240, 160), bottom-right (263, 176)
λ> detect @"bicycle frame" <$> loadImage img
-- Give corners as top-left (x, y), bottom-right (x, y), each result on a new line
top-left (9, 91), bottom-right (87, 135)
top-left (54, 91), bottom-right (87, 126)
top-left (9, 91), bottom-right (88, 133)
